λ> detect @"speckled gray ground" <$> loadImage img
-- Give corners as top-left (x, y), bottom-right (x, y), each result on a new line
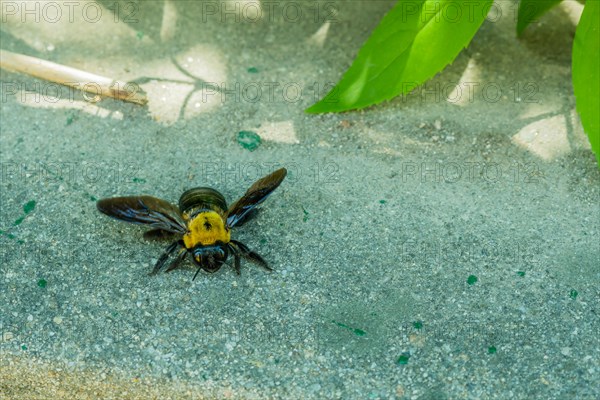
top-left (1, 1), bottom-right (599, 399)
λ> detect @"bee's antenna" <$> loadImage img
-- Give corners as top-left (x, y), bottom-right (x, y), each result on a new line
top-left (192, 267), bottom-right (202, 281)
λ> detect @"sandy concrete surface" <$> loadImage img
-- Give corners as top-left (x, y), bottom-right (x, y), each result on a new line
top-left (1, 1), bottom-right (598, 399)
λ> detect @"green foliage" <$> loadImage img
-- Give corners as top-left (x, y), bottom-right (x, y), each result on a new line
top-left (516, 0), bottom-right (563, 36)
top-left (305, 0), bottom-right (493, 113)
top-left (572, 0), bottom-right (600, 161)
top-left (305, 0), bottom-right (599, 165)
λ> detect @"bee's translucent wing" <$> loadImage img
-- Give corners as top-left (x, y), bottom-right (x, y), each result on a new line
top-left (225, 168), bottom-right (287, 229)
top-left (97, 196), bottom-right (187, 234)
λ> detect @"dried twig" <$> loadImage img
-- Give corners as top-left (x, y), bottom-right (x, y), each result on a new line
top-left (0, 49), bottom-right (148, 105)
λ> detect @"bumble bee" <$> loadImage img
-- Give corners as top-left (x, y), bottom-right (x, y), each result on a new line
top-left (97, 168), bottom-right (287, 280)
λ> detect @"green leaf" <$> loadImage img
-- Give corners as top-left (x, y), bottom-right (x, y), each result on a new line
top-left (306, 0), bottom-right (493, 113)
top-left (517, 0), bottom-right (563, 36)
top-left (572, 0), bottom-right (600, 162)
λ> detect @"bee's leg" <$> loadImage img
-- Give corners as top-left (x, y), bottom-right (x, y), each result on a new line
top-left (144, 229), bottom-right (176, 241)
top-left (164, 248), bottom-right (187, 273)
top-left (229, 240), bottom-right (272, 271)
top-left (233, 253), bottom-right (241, 275)
top-left (150, 240), bottom-right (184, 275)
top-left (227, 244), bottom-right (242, 275)
top-left (221, 251), bottom-right (241, 275)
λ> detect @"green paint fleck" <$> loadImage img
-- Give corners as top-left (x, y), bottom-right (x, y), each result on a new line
top-left (90, 195), bottom-right (97, 202)
top-left (569, 289), bottom-right (578, 300)
top-left (379, 199), bottom-right (386, 204)
top-left (1, 230), bottom-right (16, 239)
top-left (467, 275), bottom-right (478, 285)
top-left (21, 344), bottom-right (27, 350)
top-left (517, 271), bottom-right (525, 277)
top-left (133, 177), bottom-right (146, 183)
top-left (66, 113), bottom-right (76, 126)
top-left (17, 239), bottom-right (24, 244)
top-left (260, 238), bottom-right (267, 245)
top-left (23, 200), bottom-right (36, 214)
top-left (332, 320), bottom-right (367, 336)
top-left (237, 130), bottom-right (261, 151)
top-left (354, 328), bottom-right (366, 336)
top-left (396, 353), bottom-right (410, 365)
top-left (247, 67), bottom-right (259, 73)
top-left (413, 321), bottom-right (423, 330)
top-left (13, 217), bottom-right (24, 226)
top-left (302, 207), bottom-right (309, 222)
top-left (37, 279), bottom-right (47, 289)
top-left (136, 31), bottom-right (144, 39)
top-left (488, 346), bottom-right (497, 354)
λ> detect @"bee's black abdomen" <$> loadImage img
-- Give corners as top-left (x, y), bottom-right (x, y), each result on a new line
top-left (179, 187), bottom-right (227, 216)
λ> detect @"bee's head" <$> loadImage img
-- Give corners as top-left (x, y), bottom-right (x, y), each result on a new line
top-left (191, 241), bottom-right (229, 277)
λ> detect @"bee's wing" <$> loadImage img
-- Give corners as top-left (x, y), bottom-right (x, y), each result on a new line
top-left (97, 196), bottom-right (187, 234)
top-left (225, 168), bottom-right (287, 229)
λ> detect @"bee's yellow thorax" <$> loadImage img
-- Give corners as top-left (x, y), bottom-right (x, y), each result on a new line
top-left (183, 211), bottom-right (230, 249)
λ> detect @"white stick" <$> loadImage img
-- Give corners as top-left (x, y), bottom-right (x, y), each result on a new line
top-left (0, 49), bottom-right (148, 105)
